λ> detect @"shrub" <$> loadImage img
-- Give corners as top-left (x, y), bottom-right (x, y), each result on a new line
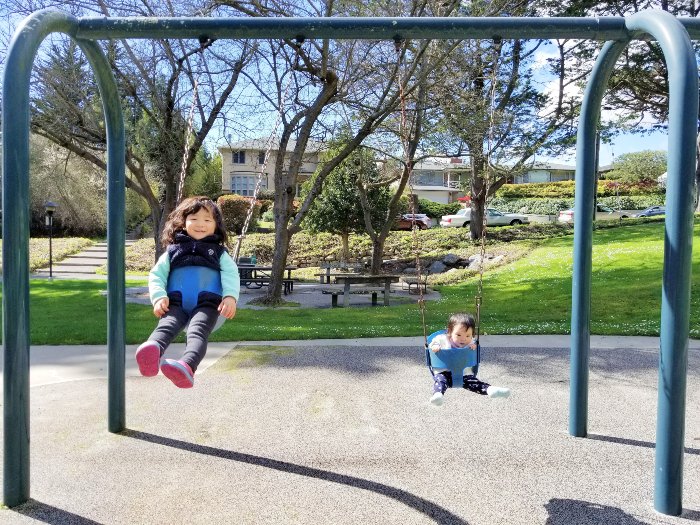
top-left (258, 199), bottom-right (274, 214)
top-left (489, 197), bottom-right (572, 215)
top-left (217, 195), bottom-right (260, 234)
top-left (417, 198), bottom-right (462, 218)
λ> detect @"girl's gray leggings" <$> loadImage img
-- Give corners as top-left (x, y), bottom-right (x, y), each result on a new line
top-left (147, 302), bottom-right (219, 372)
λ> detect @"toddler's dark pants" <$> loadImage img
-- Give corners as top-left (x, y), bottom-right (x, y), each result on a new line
top-left (148, 300), bottom-right (219, 373)
top-left (432, 371), bottom-right (490, 396)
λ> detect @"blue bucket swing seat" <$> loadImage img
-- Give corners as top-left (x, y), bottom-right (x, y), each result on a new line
top-left (425, 329), bottom-right (480, 386)
top-left (166, 266), bottom-right (226, 332)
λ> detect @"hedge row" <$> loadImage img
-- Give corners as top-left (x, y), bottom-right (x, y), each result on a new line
top-left (489, 195), bottom-right (666, 215)
top-left (495, 179), bottom-right (664, 199)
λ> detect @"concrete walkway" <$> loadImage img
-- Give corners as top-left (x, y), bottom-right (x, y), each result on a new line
top-left (1, 336), bottom-right (699, 524)
top-left (33, 240), bottom-right (136, 279)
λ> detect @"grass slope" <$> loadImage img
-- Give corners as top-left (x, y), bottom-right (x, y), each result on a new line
top-left (9, 220), bottom-right (700, 344)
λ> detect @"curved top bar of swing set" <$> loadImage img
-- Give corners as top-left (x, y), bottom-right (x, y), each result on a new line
top-left (67, 13), bottom-right (700, 41)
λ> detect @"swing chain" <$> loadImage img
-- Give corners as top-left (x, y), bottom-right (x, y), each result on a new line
top-left (175, 37), bottom-right (214, 205)
top-left (474, 40), bottom-right (500, 341)
top-left (232, 39), bottom-right (304, 261)
top-left (396, 39), bottom-right (429, 347)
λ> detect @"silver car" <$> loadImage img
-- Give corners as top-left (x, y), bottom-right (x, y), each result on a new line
top-left (440, 208), bottom-right (529, 228)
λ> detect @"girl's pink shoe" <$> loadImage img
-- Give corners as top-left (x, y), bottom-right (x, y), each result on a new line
top-left (135, 341), bottom-right (161, 377)
top-left (160, 359), bottom-right (194, 388)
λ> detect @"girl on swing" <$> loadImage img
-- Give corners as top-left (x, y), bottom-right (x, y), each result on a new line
top-left (429, 312), bottom-right (511, 405)
top-left (135, 196), bottom-right (240, 388)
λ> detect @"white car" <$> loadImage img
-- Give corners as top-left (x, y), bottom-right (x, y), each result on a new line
top-left (439, 208), bottom-right (529, 228)
top-left (558, 204), bottom-right (630, 223)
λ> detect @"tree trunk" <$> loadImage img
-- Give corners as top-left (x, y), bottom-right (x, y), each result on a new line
top-left (260, 213), bottom-right (292, 305)
top-left (340, 231), bottom-right (349, 263)
top-left (369, 231), bottom-right (388, 274)
top-left (469, 159), bottom-right (487, 241)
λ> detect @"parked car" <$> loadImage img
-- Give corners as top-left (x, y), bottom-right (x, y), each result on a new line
top-left (634, 206), bottom-right (666, 217)
top-left (393, 213), bottom-right (432, 230)
top-left (558, 204), bottom-right (630, 223)
top-left (439, 208), bottom-right (529, 228)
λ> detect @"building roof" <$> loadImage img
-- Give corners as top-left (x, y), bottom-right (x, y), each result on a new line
top-left (529, 162), bottom-right (575, 171)
top-left (219, 138), bottom-right (324, 154)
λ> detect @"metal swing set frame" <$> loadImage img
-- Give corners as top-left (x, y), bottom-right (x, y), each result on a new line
top-left (3, 9), bottom-right (698, 516)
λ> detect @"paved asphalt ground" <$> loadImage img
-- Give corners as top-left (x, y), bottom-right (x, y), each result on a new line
top-left (2, 242), bottom-right (698, 524)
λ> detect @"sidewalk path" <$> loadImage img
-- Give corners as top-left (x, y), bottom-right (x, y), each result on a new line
top-left (33, 240), bottom-right (136, 279)
top-left (1, 336), bottom-right (699, 524)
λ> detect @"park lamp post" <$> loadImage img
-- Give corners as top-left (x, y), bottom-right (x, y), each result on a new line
top-left (44, 201), bottom-right (57, 279)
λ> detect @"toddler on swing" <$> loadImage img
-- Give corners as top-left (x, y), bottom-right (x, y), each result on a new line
top-left (429, 312), bottom-right (511, 405)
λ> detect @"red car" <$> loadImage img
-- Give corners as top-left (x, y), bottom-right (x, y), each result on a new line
top-left (393, 213), bottom-right (432, 230)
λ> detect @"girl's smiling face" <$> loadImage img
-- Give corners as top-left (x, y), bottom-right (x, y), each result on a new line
top-left (449, 323), bottom-right (474, 348)
top-left (185, 208), bottom-right (216, 240)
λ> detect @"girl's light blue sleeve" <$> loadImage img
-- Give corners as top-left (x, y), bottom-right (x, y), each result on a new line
top-left (148, 252), bottom-right (171, 305)
top-left (220, 252), bottom-right (240, 301)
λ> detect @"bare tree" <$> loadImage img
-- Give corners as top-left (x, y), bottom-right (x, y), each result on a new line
top-left (2, 0), bottom-right (254, 256)
top-left (214, 0), bottom-right (470, 297)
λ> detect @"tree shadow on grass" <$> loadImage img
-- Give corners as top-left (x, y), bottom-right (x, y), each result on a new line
top-left (11, 500), bottom-right (104, 524)
top-left (121, 429), bottom-right (469, 525)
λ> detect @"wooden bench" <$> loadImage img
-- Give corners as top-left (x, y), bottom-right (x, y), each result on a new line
top-left (400, 275), bottom-right (429, 294)
top-left (321, 287), bottom-right (391, 307)
top-left (316, 262), bottom-right (364, 283)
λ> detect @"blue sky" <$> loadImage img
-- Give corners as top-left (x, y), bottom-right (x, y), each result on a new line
top-left (543, 128), bottom-right (669, 167)
top-left (598, 129), bottom-right (668, 166)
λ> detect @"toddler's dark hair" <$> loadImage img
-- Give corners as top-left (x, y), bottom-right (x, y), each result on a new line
top-left (161, 196), bottom-right (228, 248)
top-left (447, 312), bottom-right (476, 334)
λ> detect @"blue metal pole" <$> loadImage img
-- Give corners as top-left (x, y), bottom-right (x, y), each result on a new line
top-left (69, 15), bottom-right (700, 41)
top-left (569, 39), bottom-right (628, 438)
top-left (626, 11), bottom-right (698, 517)
top-left (76, 38), bottom-right (126, 433)
top-left (74, 15), bottom-right (629, 41)
top-left (2, 10), bottom-right (78, 508)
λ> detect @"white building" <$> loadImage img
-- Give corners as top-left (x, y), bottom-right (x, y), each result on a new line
top-left (218, 139), bottom-right (323, 196)
top-left (513, 161), bottom-right (612, 184)
top-left (405, 157), bottom-right (470, 204)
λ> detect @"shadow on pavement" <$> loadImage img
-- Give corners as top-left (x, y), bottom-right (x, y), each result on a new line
top-left (121, 429), bottom-right (469, 525)
top-left (544, 498), bottom-right (648, 524)
top-left (13, 500), bottom-right (104, 524)
top-left (588, 433), bottom-right (700, 456)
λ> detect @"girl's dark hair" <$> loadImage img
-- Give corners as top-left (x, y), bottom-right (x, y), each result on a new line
top-left (447, 312), bottom-right (476, 334)
top-left (160, 196), bottom-right (228, 248)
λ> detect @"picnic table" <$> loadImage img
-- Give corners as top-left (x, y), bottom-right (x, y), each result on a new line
top-left (238, 264), bottom-right (297, 295)
top-left (313, 270), bottom-right (363, 284)
top-left (321, 273), bottom-right (400, 307)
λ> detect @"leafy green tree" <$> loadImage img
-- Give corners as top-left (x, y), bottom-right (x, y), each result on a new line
top-left (185, 149), bottom-right (223, 199)
top-left (540, 0), bottom-right (700, 210)
top-left (605, 150), bottom-right (667, 184)
top-left (302, 145), bottom-right (391, 262)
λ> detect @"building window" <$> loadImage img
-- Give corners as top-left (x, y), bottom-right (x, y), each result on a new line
top-left (232, 151), bottom-right (246, 164)
top-left (412, 170), bottom-right (443, 187)
top-left (258, 151), bottom-right (266, 164)
top-left (231, 174), bottom-right (267, 196)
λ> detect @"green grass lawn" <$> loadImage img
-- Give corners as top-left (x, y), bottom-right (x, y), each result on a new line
top-left (8, 220), bottom-right (700, 344)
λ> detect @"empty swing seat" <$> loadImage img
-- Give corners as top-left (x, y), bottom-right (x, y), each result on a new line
top-left (166, 266), bottom-right (226, 331)
top-left (425, 329), bottom-right (480, 385)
